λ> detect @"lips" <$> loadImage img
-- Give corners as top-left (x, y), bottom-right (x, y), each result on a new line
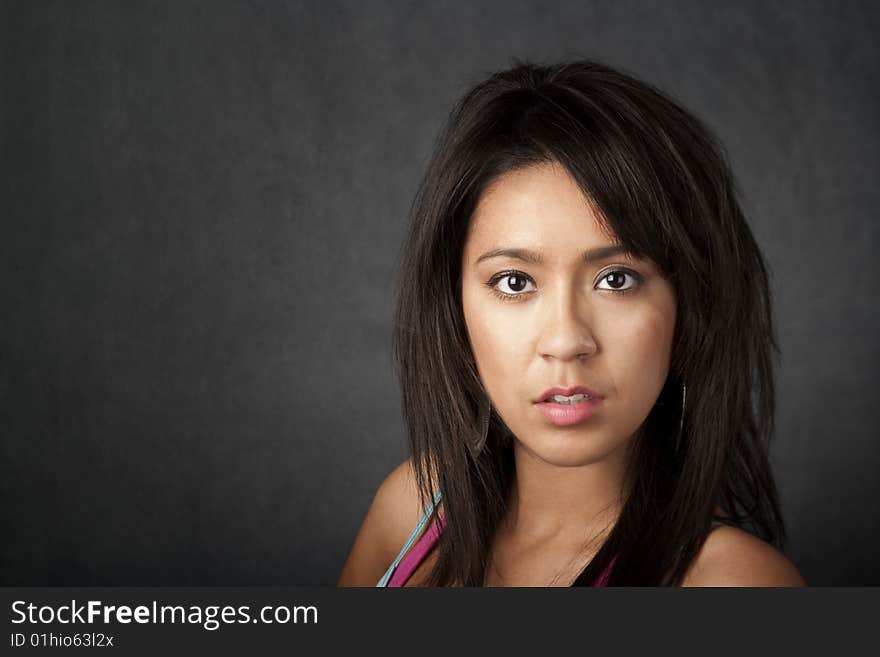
top-left (533, 385), bottom-right (604, 427)
top-left (534, 385), bottom-right (603, 403)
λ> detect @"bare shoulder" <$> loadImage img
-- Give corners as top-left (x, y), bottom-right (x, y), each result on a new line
top-left (336, 459), bottom-right (425, 586)
top-left (681, 525), bottom-right (806, 587)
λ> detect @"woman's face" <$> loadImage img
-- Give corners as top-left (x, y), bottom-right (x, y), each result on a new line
top-left (461, 162), bottom-right (677, 467)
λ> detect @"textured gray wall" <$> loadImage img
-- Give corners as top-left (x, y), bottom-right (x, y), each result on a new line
top-left (2, 0), bottom-right (877, 585)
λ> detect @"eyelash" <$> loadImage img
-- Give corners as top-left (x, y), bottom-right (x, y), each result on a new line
top-left (486, 268), bottom-right (644, 302)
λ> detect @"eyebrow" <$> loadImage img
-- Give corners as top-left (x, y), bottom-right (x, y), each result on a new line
top-left (475, 245), bottom-right (632, 265)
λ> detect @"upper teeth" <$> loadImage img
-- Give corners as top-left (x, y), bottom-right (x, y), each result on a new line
top-left (548, 393), bottom-right (592, 404)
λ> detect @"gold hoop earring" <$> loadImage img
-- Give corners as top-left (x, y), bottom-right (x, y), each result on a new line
top-left (468, 395), bottom-right (491, 459)
top-left (676, 383), bottom-right (687, 451)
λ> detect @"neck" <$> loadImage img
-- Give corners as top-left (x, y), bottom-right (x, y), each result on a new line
top-left (502, 438), bottom-right (632, 545)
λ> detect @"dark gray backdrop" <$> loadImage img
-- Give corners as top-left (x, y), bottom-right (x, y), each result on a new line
top-left (2, 0), bottom-right (878, 586)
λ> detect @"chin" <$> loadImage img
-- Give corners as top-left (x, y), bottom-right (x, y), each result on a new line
top-left (517, 431), bottom-right (615, 468)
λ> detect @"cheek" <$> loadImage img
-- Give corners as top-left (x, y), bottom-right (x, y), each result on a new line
top-left (604, 303), bottom-right (676, 404)
top-left (462, 289), bottom-right (525, 396)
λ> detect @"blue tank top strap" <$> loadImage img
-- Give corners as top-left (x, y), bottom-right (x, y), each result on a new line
top-left (376, 488), bottom-right (442, 587)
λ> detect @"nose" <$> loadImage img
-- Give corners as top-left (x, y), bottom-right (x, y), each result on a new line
top-left (536, 283), bottom-right (598, 362)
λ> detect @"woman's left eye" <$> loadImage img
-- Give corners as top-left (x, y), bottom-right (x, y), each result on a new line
top-left (595, 269), bottom-right (643, 292)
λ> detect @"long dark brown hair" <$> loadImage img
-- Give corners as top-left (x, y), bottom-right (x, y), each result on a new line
top-left (391, 59), bottom-right (785, 586)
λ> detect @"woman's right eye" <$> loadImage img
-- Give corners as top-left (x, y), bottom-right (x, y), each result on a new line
top-left (488, 271), bottom-right (537, 299)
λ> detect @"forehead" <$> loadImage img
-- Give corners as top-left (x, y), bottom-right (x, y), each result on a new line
top-left (465, 162), bottom-right (616, 257)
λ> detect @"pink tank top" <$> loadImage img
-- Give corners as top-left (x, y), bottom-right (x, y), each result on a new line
top-left (386, 514), bottom-right (616, 586)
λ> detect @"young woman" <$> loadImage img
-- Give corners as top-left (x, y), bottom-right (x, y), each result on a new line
top-left (338, 59), bottom-right (805, 587)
